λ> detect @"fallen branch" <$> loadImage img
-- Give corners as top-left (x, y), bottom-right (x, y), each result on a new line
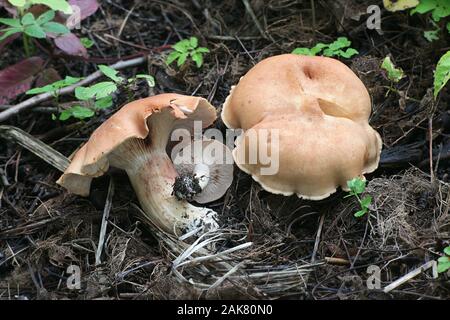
top-left (0, 56), bottom-right (147, 123)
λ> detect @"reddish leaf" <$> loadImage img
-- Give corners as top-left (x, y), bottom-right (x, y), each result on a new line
top-left (0, 57), bottom-right (44, 105)
top-left (35, 68), bottom-right (62, 87)
top-left (54, 33), bottom-right (88, 57)
top-left (68, 0), bottom-right (99, 20)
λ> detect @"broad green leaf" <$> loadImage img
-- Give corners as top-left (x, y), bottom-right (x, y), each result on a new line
top-left (26, 76), bottom-right (81, 95)
top-left (172, 39), bottom-right (190, 53)
top-left (42, 21), bottom-right (69, 34)
top-left (328, 37), bottom-right (351, 51)
top-left (98, 65), bottom-right (123, 83)
top-left (26, 84), bottom-right (55, 94)
top-left (75, 86), bottom-right (94, 100)
top-left (61, 76), bottom-right (82, 86)
top-left (177, 52), bottom-right (188, 67)
top-left (59, 105), bottom-right (94, 121)
top-left (292, 48), bottom-right (315, 56)
top-left (8, 0), bottom-right (26, 7)
top-left (410, 0), bottom-right (437, 15)
top-left (437, 256), bottom-right (450, 273)
top-left (354, 208), bottom-right (368, 218)
top-left (191, 52), bottom-right (203, 68)
top-left (360, 195), bottom-right (372, 209)
top-left (24, 24), bottom-right (46, 38)
top-left (94, 96), bottom-right (113, 109)
top-left (424, 29), bottom-right (439, 42)
top-left (0, 28), bottom-right (22, 41)
top-left (30, 0), bottom-right (73, 14)
top-left (310, 43), bottom-right (327, 55)
top-left (88, 81), bottom-right (117, 99)
top-left (434, 50), bottom-right (450, 98)
top-left (381, 56), bottom-right (404, 82)
top-left (135, 74), bottom-right (155, 87)
top-left (189, 36), bottom-right (198, 48)
top-left (80, 37), bottom-right (94, 48)
top-left (383, 0), bottom-right (419, 12)
top-left (36, 10), bottom-right (55, 25)
top-left (166, 51), bottom-right (181, 65)
top-left (0, 18), bottom-right (22, 28)
top-left (21, 13), bottom-right (35, 25)
top-left (444, 246), bottom-right (450, 256)
top-left (347, 177), bottom-right (366, 194)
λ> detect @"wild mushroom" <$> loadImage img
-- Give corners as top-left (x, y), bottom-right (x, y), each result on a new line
top-left (57, 93), bottom-right (220, 235)
top-left (172, 139), bottom-right (234, 204)
top-left (221, 54), bottom-right (382, 200)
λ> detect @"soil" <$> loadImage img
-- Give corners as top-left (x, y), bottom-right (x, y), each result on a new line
top-left (0, 0), bottom-right (449, 300)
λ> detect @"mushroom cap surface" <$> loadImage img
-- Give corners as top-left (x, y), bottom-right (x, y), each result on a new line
top-left (57, 93), bottom-right (217, 196)
top-left (221, 54), bottom-right (382, 200)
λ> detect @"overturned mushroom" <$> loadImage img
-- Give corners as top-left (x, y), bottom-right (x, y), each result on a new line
top-left (172, 139), bottom-right (234, 204)
top-left (222, 54), bottom-right (382, 200)
top-left (57, 93), bottom-right (220, 235)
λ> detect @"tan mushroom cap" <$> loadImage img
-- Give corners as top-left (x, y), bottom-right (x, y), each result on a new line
top-left (222, 54), bottom-right (382, 200)
top-left (57, 93), bottom-right (217, 196)
top-left (222, 54), bottom-right (372, 130)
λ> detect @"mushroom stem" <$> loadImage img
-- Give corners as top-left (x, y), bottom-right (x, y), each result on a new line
top-left (193, 163), bottom-right (210, 190)
top-left (125, 149), bottom-right (216, 235)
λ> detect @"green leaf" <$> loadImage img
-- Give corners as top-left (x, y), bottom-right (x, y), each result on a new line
top-left (26, 76), bottom-right (82, 95)
top-left (292, 47), bottom-right (315, 56)
top-left (80, 37), bottom-right (94, 48)
top-left (172, 39), bottom-right (190, 53)
top-left (437, 256), bottom-right (450, 273)
top-left (94, 96), bottom-right (113, 109)
top-left (410, 0), bottom-right (437, 15)
top-left (61, 76), bottom-right (82, 86)
top-left (0, 27), bottom-right (22, 41)
top-left (444, 246), bottom-right (450, 256)
top-left (98, 65), bottom-right (123, 83)
top-left (424, 29), bottom-right (440, 42)
top-left (30, 0), bottom-right (73, 14)
top-left (328, 37), bottom-right (351, 51)
top-left (59, 105), bottom-right (95, 121)
top-left (339, 48), bottom-right (359, 58)
top-left (75, 86), bottom-right (94, 100)
top-left (189, 36), bottom-right (198, 48)
top-left (381, 56), bottom-right (405, 82)
top-left (195, 47), bottom-right (210, 54)
top-left (383, 0), bottom-right (419, 12)
top-left (191, 52), bottom-right (203, 68)
top-left (410, 0), bottom-right (450, 22)
top-left (88, 81), bottom-right (117, 99)
top-left (354, 208), bottom-right (368, 218)
top-left (24, 24), bottom-right (46, 38)
top-left (135, 74), bottom-right (155, 87)
top-left (8, 0), bottom-right (26, 7)
top-left (347, 177), bottom-right (366, 194)
top-left (360, 195), bottom-right (372, 209)
top-left (42, 21), bottom-right (69, 34)
top-left (0, 18), bottom-right (22, 28)
top-left (21, 13), bottom-right (35, 25)
top-left (26, 84), bottom-right (55, 94)
top-left (177, 52), bottom-right (188, 67)
top-left (36, 10), bottom-right (55, 25)
top-left (166, 51), bottom-right (181, 65)
top-left (310, 43), bottom-right (327, 55)
top-left (434, 50), bottom-right (450, 99)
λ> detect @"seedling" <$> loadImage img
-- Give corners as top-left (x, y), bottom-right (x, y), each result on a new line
top-left (437, 246), bottom-right (450, 273)
top-left (292, 37), bottom-right (358, 59)
top-left (344, 177), bottom-right (373, 218)
top-left (381, 56), bottom-right (404, 83)
top-left (166, 36), bottom-right (210, 68)
top-left (80, 37), bottom-right (94, 49)
top-left (26, 65), bottom-right (155, 121)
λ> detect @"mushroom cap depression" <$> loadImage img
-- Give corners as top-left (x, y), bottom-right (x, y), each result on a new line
top-left (222, 54), bottom-right (382, 200)
top-left (57, 93), bottom-right (217, 196)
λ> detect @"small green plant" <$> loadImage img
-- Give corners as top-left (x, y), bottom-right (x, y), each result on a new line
top-left (0, 10), bottom-right (69, 55)
top-left (8, 0), bottom-right (72, 14)
top-left (166, 36), bottom-right (210, 68)
top-left (411, 0), bottom-right (450, 41)
top-left (381, 56), bottom-right (405, 83)
top-left (292, 37), bottom-right (359, 59)
top-left (437, 246), bottom-right (450, 274)
top-left (433, 50), bottom-right (450, 99)
top-left (80, 37), bottom-right (94, 49)
top-left (344, 177), bottom-right (373, 218)
top-left (27, 65), bottom-right (155, 121)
